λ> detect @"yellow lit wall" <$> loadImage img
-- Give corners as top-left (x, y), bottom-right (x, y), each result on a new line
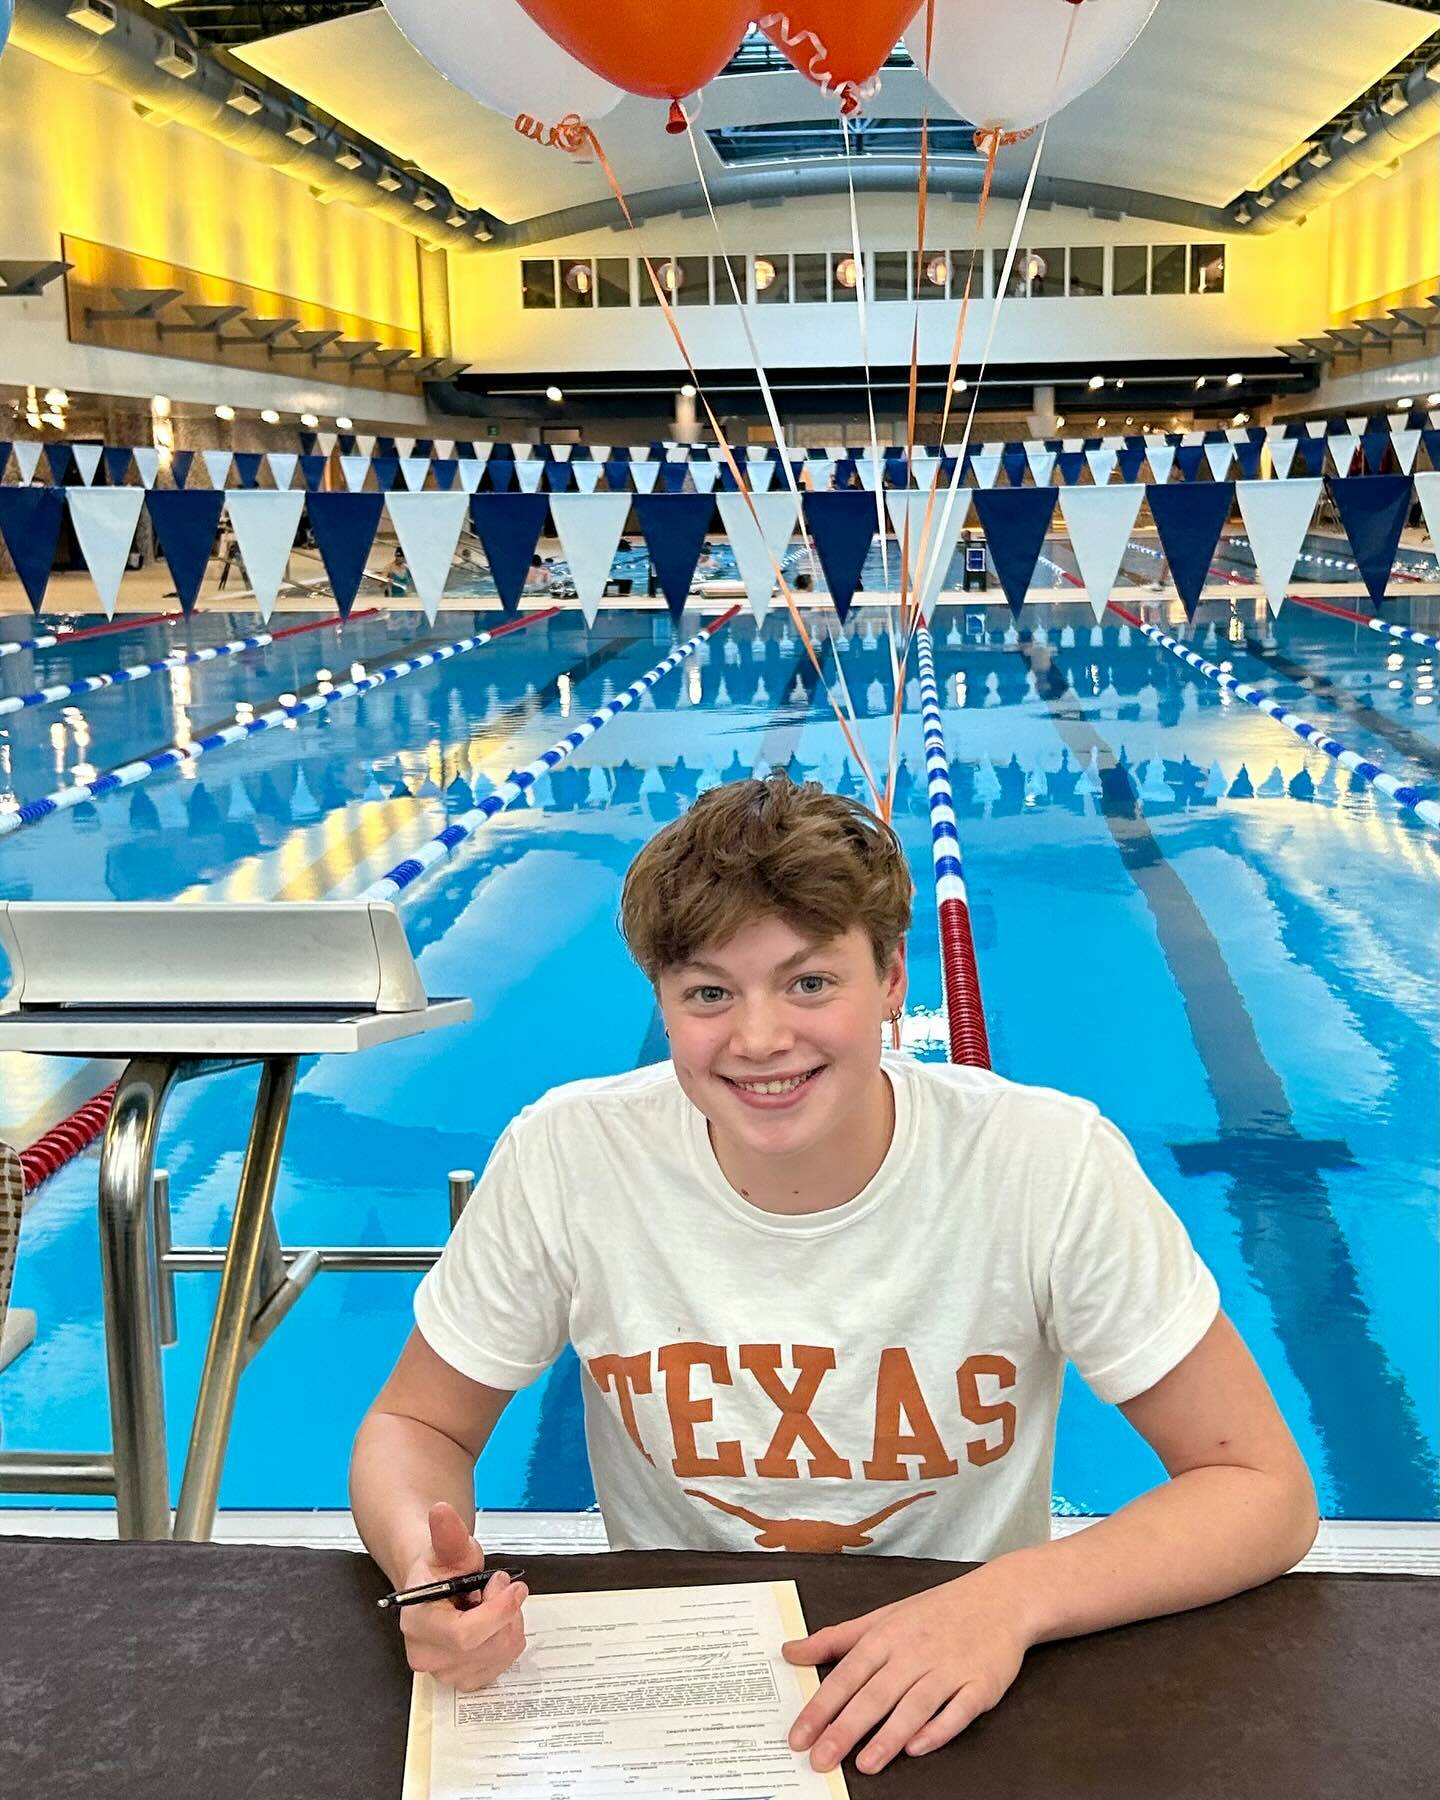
top-left (1325, 135), bottom-right (1440, 325)
top-left (0, 43), bottom-right (428, 416)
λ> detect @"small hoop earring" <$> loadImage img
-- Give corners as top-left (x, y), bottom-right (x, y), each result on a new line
top-left (887, 1008), bottom-right (903, 1027)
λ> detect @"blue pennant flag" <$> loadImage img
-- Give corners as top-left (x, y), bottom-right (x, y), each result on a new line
top-left (298, 431), bottom-right (318, 456)
top-left (0, 488), bottom-right (65, 612)
top-left (337, 434), bottom-right (358, 456)
top-left (1174, 444), bottom-right (1206, 482)
top-left (431, 458), bottom-right (459, 491)
top-left (45, 443), bottom-right (74, 485)
top-left (146, 489), bottom-right (226, 616)
top-left (103, 447), bottom-right (133, 486)
top-left (171, 449), bottom-right (195, 490)
top-left (1116, 444), bottom-right (1147, 483)
top-left (487, 458), bottom-right (516, 492)
top-left (604, 459), bottom-right (631, 492)
top-left (718, 461), bottom-right (740, 490)
top-left (971, 488), bottom-right (1058, 617)
top-left (455, 442), bottom-right (477, 460)
top-left (634, 494), bottom-right (715, 618)
top-left (1001, 447), bottom-right (1030, 488)
top-left (1361, 432), bottom-right (1392, 475)
top-left (885, 457), bottom-right (908, 488)
top-left (307, 491), bottom-right (386, 621)
top-left (1148, 482), bottom-right (1234, 618)
top-left (547, 461), bottom-right (575, 492)
top-left (233, 452), bottom-right (263, 490)
top-left (371, 456), bottom-right (401, 492)
top-left (375, 437), bottom-right (397, 458)
top-left (803, 491), bottom-right (876, 624)
top-left (468, 493), bottom-right (549, 615)
top-left (1328, 474), bottom-right (1413, 603)
top-left (1423, 428), bottom-right (1440, 469)
top-left (1233, 441), bottom-right (1263, 480)
top-left (299, 455), bottom-right (328, 492)
top-left (1287, 439), bottom-right (1312, 478)
top-left (658, 461), bottom-right (689, 493)
top-left (1056, 451), bottom-right (1086, 485)
top-left (413, 439), bottom-right (434, 457)
top-left (0, 443), bottom-right (9, 483)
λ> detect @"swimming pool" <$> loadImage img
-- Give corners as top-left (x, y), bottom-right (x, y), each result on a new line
top-left (1, 581), bottom-right (1437, 1523)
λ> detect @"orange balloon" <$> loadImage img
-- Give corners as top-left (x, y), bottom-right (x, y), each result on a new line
top-left (515, 0), bottom-right (751, 109)
top-left (759, 1), bottom-right (922, 111)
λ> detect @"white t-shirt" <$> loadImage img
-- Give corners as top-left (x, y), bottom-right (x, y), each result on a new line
top-left (416, 1053), bottom-right (1220, 1562)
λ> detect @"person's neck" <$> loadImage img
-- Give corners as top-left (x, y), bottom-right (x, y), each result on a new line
top-left (708, 1067), bottom-right (896, 1217)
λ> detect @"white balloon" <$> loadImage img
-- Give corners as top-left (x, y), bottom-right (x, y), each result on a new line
top-left (925, 0), bottom-right (1159, 135)
top-left (382, 0), bottom-right (622, 123)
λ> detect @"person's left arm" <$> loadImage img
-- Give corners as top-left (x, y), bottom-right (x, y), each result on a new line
top-left (783, 1311), bottom-right (1319, 1777)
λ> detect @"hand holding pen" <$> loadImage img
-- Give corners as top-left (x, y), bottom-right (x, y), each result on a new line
top-left (386, 1501), bottom-right (530, 1692)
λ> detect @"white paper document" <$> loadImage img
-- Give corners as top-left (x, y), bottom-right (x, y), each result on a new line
top-left (403, 1579), bottom-right (849, 1798)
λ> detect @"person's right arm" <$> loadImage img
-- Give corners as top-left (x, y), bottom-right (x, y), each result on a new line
top-left (351, 1325), bottom-right (528, 1691)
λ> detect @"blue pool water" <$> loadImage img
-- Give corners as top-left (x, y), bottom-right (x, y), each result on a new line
top-left (1, 569), bottom-right (1437, 1522)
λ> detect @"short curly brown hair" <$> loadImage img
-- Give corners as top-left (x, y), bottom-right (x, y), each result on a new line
top-left (620, 773), bottom-right (912, 979)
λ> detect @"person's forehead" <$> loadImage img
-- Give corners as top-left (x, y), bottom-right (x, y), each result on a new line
top-left (678, 919), bottom-right (867, 976)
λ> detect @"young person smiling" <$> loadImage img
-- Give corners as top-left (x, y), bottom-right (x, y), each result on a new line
top-left (351, 774), bottom-right (1319, 1779)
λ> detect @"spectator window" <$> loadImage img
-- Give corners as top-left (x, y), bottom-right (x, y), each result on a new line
top-left (916, 249), bottom-right (949, 299)
top-left (595, 258), bottom-right (631, 307)
top-left (521, 260), bottom-right (557, 309)
top-left (754, 254), bottom-right (789, 303)
top-left (949, 249), bottom-right (987, 298)
top-left (831, 252), bottom-right (863, 301)
top-left (713, 255), bottom-right (746, 304)
top-left (1068, 246), bottom-right (1104, 297)
top-left (873, 251), bottom-right (910, 301)
top-left (1027, 249), bottom-right (1065, 297)
top-left (794, 252), bottom-right (828, 302)
top-left (559, 259), bottom-right (595, 309)
top-left (1151, 245), bottom-right (1187, 294)
top-left (1113, 246), bottom-right (1149, 295)
top-left (1190, 244), bottom-right (1226, 294)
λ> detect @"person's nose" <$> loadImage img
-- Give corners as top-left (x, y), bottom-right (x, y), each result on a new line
top-left (727, 995), bottom-right (796, 1064)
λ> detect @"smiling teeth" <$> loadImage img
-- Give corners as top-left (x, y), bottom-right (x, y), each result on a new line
top-left (735, 1073), bottom-right (811, 1095)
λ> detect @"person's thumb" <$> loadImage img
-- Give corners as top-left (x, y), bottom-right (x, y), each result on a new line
top-left (427, 1501), bottom-right (485, 1577)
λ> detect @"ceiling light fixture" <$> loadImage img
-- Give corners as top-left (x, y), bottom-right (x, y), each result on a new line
top-left (680, 383), bottom-right (696, 399)
top-left (336, 416), bottom-right (353, 430)
top-left (260, 408), bottom-right (280, 424)
top-left (1087, 374), bottom-right (1104, 390)
top-left (214, 404), bottom-right (235, 422)
top-left (300, 412), bottom-right (320, 428)
top-left (1227, 372), bottom-right (1243, 386)
top-left (545, 385), bottom-right (563, 403)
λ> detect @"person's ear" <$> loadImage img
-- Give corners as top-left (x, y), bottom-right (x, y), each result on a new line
top-left (884, 938), bottom-right (908, 1016)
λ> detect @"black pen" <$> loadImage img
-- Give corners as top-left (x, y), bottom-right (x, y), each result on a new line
top-left (376, 1567), bottom-right (526, 1611)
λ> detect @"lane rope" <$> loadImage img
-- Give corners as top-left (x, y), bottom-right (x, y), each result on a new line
top-left (362, 607), bottom-right (741, 902)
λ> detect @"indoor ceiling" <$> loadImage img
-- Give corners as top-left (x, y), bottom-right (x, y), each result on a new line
top-left (233, 0), bottom-right (1437, 232)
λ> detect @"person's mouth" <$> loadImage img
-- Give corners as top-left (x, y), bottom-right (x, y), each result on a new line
top-left (720, 1066), bottom-right (826, 1108)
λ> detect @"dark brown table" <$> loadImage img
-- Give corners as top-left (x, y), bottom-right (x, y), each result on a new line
top-left (1, 1536), bottom-right (1436, 1796)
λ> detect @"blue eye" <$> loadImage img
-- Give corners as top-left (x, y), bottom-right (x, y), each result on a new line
top-left (794, 974), bottom-right (830, 996)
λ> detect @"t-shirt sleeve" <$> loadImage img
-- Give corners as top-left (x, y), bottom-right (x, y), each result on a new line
top-left (1045, 1111), bottom-right (1220, 1405)
top-left (413, 1125), bottom-right (572, 1390)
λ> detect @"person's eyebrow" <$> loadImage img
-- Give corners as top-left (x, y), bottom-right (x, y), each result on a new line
top-left (678, 943), bottom-right (828, 981)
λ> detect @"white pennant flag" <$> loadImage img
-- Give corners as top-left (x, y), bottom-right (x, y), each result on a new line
top-left (1328, 435), bottom-right (1360, 478)
top-left (1086, 447), bottom-right (1118, 485)
top-left (1235, 478), bottom-right (1322, 616)
top-left (433, 439), bottom-right (455, 460)
top-left (267, 452), bottom-right (299, 491)
top-left (1204, 443), bottom-right (1235, 481)
top-left (590, 444), bottom-right (611, 464)
top-left (225, 491), bottom-right (306, 623)
top-left (317, 433), bottom-right (338, 458)
top-left (691, 461), bottom-right (720, 494)
top-left (393, 437), bottom-right (416, 461)
top-left (1226, 426), bottom-right (1251, 445)
top-left (1414, 473), bottom-right (1440, 559)
top-left (971, 453), bottom-right (1003, 489)
top-left (886, 489), bottom-right (972, 622)
top-left (12, 443), bottom-right (44, 484)
top-left (340, 456), bottom-right (372, 493)
top-left (805, 457), bottom-right (834, 493)
top-left (855, 457), bottom-right (879, 492)
top-left (912, 454), bottom-right (942, 493)
top-left (356, 435), bottom-right (377, 459)
top-left (386, 491), bottom-right (467, 625)
top-left (717, 491), bottom-right (799, 624)
top-left (1269, 439), bottom-right (1300, 480)
top-left (551, 493), bottom-right (630, 626)
top-left (72, 444), bottom-right (104, 486)
top-left (550, 444), bottom-right (573, 463)
top-left (1059, 485), bottom-right (1144, 622)
top-left (1147, 446), bottom-right (1176, 484)
top-left (629, 461), bottom-right (661, 495)
top-left (513, 442), bottom-right (536, 462)
top-left (456, 460), bottom-right (485, 494)
top-left (825, 443), bottom-right (845, 460)
top-left (400, 456), bottom-right (432, 492)
top-left (745, 445), bottom-right (769, 462)
top-left (514, 460), bottom-right (546, 493)
top-left (748, 461), bottom-right (777, 493)
top-left (468, 443), bottom-right (493, 463)
top-left (67, 489), bottom-right (145, 618)
top-left (1346, 415), bottom-right (1368, 439)
top-left (572, 461), bottom-right (605, 494)
top-left (1025, 446), bottom-right (1056, 487)
top-left (131, 447), bottom-right (161, 489)
top-left (202, 450), bottom-right (234, 491)
top-left (1393, 430), bottom-right (1422, 476)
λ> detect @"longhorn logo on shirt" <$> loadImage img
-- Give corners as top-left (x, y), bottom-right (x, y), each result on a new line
top-left (587, 1340), bottom-right (1018, 1536)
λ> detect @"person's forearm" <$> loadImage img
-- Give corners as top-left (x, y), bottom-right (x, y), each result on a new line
top-left (982, 1465), bottom-right (1319, 1647)
top-left (349, 1411), bottom-right (480, 1586)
